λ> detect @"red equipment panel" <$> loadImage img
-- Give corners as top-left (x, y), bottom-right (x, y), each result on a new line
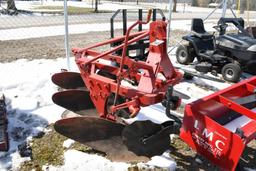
top-left (180, 76), bottom-right (256, 171)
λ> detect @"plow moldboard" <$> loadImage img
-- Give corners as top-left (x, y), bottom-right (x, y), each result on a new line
top-left (52, 72), bottom-right (84, 89)
top-left (54, 116), bottom-right (149, 162)
top-left (52, 90), bottom-right (94, 112)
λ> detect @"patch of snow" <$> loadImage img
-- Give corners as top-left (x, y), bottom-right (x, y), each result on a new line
top-left (63, 139), bottom-right (75, 149)
top-left (47, 150), bottom-right (130, 171)
top-left (0, 58), bottom-right (77, 170)
top-left (195, 157), bottom-right (203, 164)
top-left (10, 151), bottom-right (31, 171)
top-left (170, 134), bottom-right (178, 144)
top-left (147, 151), bottom-right (176, 171)
top-left (244, 168), bottom-right (256, 171)
top-left (11, 97), bottom-right (39, 112)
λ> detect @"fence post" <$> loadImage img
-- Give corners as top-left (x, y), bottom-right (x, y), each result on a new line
top-left (167, 0), bottom-right (173, 47)
top-left (64, 0), bottom-right (70, 70)
top-left (222, 0), bottom-right (228, 17)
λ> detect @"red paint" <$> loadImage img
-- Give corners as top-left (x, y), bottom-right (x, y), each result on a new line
top-left (180, 76), bottom-right (256, 171)
top-left (71, 11), bottom-right (182, 120)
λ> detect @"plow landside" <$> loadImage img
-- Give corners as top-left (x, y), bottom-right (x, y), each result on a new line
top-left (180, 76), bottom-right (256, 171)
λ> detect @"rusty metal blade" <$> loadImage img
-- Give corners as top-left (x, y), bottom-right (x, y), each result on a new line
top-left (122, 120), bottom-right (173, 157)
top-left (54, 117), bottom-right (124, 142)
top-left (52, 72), bottom-right (85, 89)
top-left (52, 89), bottom-right (94, 112)
top-left (54, 116), bottom-right (149, 162)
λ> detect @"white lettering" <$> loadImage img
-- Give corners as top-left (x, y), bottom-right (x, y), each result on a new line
top-left (215, 140), bottom-right (225, 151)
top-left (194, 120), bottom-right (200, 130)
top-left (202, 129), bottom-right (214, 141)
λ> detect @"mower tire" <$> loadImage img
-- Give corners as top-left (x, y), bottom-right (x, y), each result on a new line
top-left (221, 63), bottom-right (241, 83)
top-left (176, 45), bottom-right (195, 65)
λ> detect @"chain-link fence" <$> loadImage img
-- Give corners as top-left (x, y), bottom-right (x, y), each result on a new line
top-left (0, 0), bottom-right (255, 67)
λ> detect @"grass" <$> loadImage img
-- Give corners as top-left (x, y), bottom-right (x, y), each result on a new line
top-left (20, 125), bottom-right (67, 171)
top-left (19, 124), bottom-right (93, 171)
top-left (34, 6), bottom-right (111, 14)
top-left (18, 123), bottom-right (256, 171)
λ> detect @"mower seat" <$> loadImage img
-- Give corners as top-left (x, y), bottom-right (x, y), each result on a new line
top-left (191, 18), bottom-right (213, 39)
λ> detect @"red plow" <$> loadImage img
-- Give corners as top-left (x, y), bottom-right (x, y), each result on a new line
top-left (52, 10), bottom-right (256, 170)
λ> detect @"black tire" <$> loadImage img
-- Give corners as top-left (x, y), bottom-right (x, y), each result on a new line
top-left (176, 45), bottom-right (195, 65)
top-left (221, 63), bottom-right (241, 83)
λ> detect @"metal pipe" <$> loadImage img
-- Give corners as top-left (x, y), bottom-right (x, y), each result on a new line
top-left (64, 0), bottom-right (70, 70)
top-left (247, 0), bottom-right (250, 24)
top-left (113, 9), bottom-right (152, 106)
top-left (237, 0), bottom-right (241, 16)
top-left (77, 30), bottom-right (147, 53)
top-left (204, 0), bottom-right (223, 21)
top-left (222, 0), bottom-right (228, 17)
top-left (167, 0), bottom-right (173, 47)
top-left (82, 31), bottom-right (149, 66)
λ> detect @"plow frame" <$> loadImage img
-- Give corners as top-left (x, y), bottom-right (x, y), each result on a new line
top-left (72, 10), bottom-right (182, 120)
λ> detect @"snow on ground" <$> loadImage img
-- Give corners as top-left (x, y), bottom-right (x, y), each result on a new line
top-left (0, 39), bottom-right (255, 170)
top-left (63, 139), bottom-right (75, 149)
top-left (0, 57), bottom-right (184, 171)
top-left (46, 150), bottom-right (129, 171)
top-left (147, 151), bottom-right (176, 171)
top-left (0, 54), bottom-right (233, 170)
top-left (0, 58), bottom-right (68, 170)
top-left (0, 4), bottom-right (255, 169)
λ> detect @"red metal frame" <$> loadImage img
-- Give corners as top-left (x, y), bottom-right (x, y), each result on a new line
top-left (0, 94), bottom-right (8, 151)
top-left (180, 76), bottom-right (256, 171)
top-left (72, 10), bottom-right (182, 121)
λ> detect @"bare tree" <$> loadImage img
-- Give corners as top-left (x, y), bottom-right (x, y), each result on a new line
top-left (7, 0), bottom-right (17, 11)
top-left (94, 0), bottom-right (98, 12)
top-left (173, 0), bottom-right (177, 12)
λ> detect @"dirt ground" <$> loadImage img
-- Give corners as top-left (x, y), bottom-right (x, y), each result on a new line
top-left (0, 29), bottom-right (188, 63)
top-left (1, 30), bottom-right (256, 170)
top-left (0, 31), bottom-right (112, 63)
